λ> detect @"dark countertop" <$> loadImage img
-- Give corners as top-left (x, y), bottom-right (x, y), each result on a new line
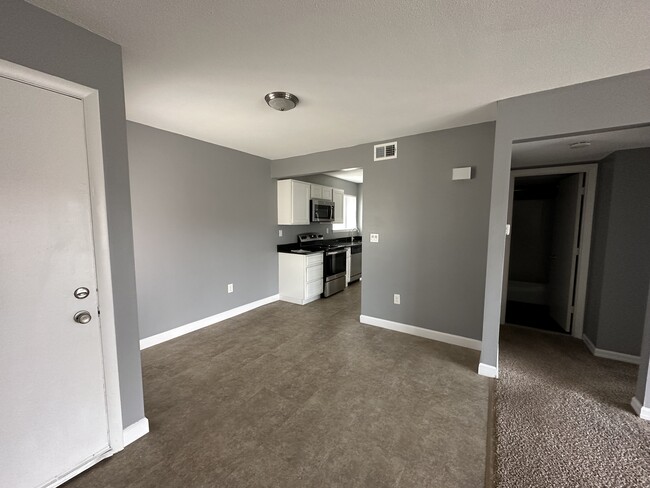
top-left (277, 236), bottom-right (362, 254)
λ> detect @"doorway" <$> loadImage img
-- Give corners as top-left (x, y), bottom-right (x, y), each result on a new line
top-left (0, 60), bottom-right (123, 487)
top-left (506, 172), bottom-right (582, 333)
top-left (501, 163), bottom-right (598, 339)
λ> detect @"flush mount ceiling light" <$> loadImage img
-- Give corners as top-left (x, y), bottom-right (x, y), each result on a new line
top-left (569, 141), bottom-right (592, 149)
top-left (265, 92), bottom-right (299, 111)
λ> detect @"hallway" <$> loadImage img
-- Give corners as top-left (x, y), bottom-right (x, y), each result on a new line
top-left (494, 325), bottom-right (650, 487)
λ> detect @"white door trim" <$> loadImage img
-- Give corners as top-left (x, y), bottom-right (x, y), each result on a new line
top-left (502, 163), bottom-right (598, 339)
top-left (0, 59), bottom-right (125, 459)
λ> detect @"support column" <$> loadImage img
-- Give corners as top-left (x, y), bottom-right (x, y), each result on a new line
top-left (632, 283), bottom-right (650, 420)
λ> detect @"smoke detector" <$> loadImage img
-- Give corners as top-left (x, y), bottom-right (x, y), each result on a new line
top-left (265, 92), bottom-right (299, 111)
top-left (569, 141), bottom-right (591, 149)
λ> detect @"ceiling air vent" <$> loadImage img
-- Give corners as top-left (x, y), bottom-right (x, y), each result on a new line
top-left (374, 141), bottom-right (397, 161)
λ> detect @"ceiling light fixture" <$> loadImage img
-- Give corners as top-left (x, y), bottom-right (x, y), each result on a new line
top-left (265, 92), bottom-right (299, 112)
top-left (569, 141), bottom-right (591, 149)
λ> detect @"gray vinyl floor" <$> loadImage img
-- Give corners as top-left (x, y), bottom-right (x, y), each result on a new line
top-left (64, 282), bottom-right (490, 487)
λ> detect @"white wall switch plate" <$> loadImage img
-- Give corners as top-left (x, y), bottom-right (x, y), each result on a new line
top-left (393, 294), bottom-right (400, 305)
top-left (278, 229), bottom-right (283, 237)
top-left (370, 233), bottom-right (379, 243)
top-left (505, 224), bottom-right (511, 236)
top-left (227, 283), bottom-right (234, 293)
top-left (452, 167), bottom-right (472, 180)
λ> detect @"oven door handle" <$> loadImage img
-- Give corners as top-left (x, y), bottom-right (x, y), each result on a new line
top-left (327, 249), bottom-right (347, 256)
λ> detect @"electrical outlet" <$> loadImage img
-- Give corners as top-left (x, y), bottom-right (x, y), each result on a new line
top-left (227, 283), bottom-right (234, 293)
top-left (326, 228), bottom-right (329, 234)
top-left (393, 294), bottom-right (400, 305)
top-left (370, 233), bottom-right (379, 243)
top-left (278, 229), bottom-right (283, 237)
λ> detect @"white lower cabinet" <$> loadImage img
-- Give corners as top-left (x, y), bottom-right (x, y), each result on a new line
top-left (279, 252), bottom-right (324, 305)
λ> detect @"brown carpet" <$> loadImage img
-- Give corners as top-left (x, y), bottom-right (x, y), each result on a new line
top-left (64, 283), bottom-right (490, 487)
top-left (495, 325), bottom-right (650, 487)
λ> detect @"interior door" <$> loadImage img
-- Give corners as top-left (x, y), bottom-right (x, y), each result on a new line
top-left (0, 76), bottom-right (110, 487)
top-left (548, 174), bottom-right (582, 332)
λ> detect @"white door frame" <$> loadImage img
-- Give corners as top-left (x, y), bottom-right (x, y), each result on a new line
top-left (501, 163), bottom-right (598, 339)
top-left (0, 59), bottom-right (125, 472)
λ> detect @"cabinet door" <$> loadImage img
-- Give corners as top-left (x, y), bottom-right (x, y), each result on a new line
top-left (306, 264), bottom-right (323, 284)
top-left (306, 279), bottom-right (324, 299)
top-left (322, 186), bottom-right (333, 201)
top-left (310, 184), bottom-right (323, 199)
top-left (292, 180), bottom-right (311, 225)
top-left (333, 189), bottom-right (345, 224)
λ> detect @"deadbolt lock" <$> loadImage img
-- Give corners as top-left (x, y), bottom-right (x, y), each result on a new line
top-left (74, 287), bottom-right (90, 299)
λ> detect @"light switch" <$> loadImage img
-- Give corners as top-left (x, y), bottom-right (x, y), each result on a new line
top-left (370, 233), bottom-right (379, 243)
top-left (278, 229), bottom-right (283, 237)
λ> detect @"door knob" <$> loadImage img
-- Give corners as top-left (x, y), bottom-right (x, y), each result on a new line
top-left (74, 311), bottom-right (92, 324)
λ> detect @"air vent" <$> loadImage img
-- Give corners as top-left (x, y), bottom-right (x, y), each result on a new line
top-left (374, 142), bottom-right (397, 161)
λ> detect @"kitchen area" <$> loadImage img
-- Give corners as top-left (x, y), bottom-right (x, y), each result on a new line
top-left (275, 169), bottom-right (363, 305)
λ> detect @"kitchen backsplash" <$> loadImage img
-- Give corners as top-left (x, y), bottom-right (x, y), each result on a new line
top-left (276, 223), bottom-right (360, 245)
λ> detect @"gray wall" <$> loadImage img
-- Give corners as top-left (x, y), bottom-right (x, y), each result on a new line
top-left (584, 148), bottom-right (650, 356)
top-left (481, 69), bottom-right (650, 370)
top-left (273, 122), bottom-right (496, 341)
top-left (127, 122), bottom-right (278, 339)
top-left (277, 174), bottom-right (361, 245)
top-left (0, 0), bottom-right (144, 426)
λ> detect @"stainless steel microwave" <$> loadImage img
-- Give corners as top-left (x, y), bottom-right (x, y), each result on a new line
top-left (311, 198), bottom-right (334, 222)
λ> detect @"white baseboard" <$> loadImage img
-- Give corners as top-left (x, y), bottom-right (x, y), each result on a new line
top-left (478, 363), bottom-right (499, 378)
top-left (123, 417), bottom-right (149, 446)
top-left (582, 334), bottom-right (640, 365)
top-left (140, 294), bottom-right (279, 350)
top-left (631, 397), bottom-right (650, 421)
top-left (359, 315), bottom-right (481, 351)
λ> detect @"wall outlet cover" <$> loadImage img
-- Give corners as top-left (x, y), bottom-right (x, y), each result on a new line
top-left (370, 233), bottom-right (379, 243)
top-left (227, 283), bottom-right (234, 293)
top-left (278, 229), bottom-right (283, 237)
top-left (393, 294), bottom-right (400, 305)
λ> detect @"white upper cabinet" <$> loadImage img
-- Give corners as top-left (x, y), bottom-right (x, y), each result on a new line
top-left (310, 184), bottom-right (323, 199)
top-left (277, 179), bottom-right (310, 225)
top-left (333, 188), bottom-right (344, 224)
top-left (310, 184), bottom-right (333, 201)
top-left (322, 186), bottom-right (333, 201)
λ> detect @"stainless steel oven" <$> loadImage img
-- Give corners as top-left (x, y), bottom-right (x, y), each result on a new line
top-left (323, 248), bottom-right (347, 297)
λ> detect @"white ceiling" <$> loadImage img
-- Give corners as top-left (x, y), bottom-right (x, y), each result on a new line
top-left (325, 168), bottom-right (363, 184)
top-left (512, 125), bottom-right (650, 168)
top-left (28, 0), bottom-right (650, 160)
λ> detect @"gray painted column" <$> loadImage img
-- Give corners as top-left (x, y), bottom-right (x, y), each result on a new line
top-left (478, 119), bottom-right (512, 377)
top-left (633, 283), bottom-right (650, 420)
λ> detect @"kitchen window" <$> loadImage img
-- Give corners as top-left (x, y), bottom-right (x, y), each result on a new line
top-left (333, 195), bottom-right (357, 231)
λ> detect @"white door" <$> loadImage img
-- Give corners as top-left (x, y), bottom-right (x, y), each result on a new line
top-left (333, 189), bottom-right (344, 224)
top-left (0, 76), bottom-right (110, 487)
top-left (292, 180), bottom-right (311, 225)
top-left (548, 174), bottom-right (582, 332)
